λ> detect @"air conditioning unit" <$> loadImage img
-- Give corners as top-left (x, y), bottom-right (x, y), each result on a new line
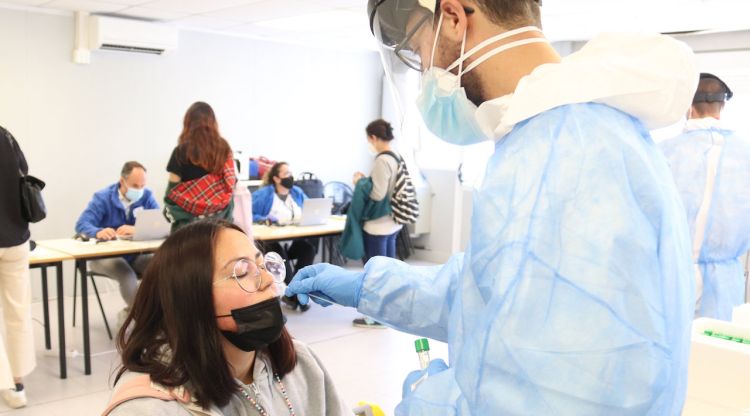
top-left (90, 16), bottom-right (178, 54)
top-left (73, 12), bottom-right (178, 63)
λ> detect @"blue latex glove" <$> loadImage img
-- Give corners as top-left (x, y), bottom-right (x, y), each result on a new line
top-left (401, 359), bottom-right (449, 399)
top-left (285, 263), bottom-right (364, 308)
top-left (266, 214), bottom-right (278, 225)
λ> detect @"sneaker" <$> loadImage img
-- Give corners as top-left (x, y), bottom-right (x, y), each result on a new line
top-left (353, 317), bottom-right (386, 329)
top-left (2, 388), bottom-right (27, 409)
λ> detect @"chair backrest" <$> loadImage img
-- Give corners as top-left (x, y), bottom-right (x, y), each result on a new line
top-left (323, 181), bottom-right (353, 215)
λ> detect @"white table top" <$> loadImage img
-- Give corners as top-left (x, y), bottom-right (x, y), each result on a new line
top-left (36, 238), bottom-right (164, 259)
top-left (29, 246), bottom-right (74, 265)
top-left (252, 216), bottom-right (346, 241)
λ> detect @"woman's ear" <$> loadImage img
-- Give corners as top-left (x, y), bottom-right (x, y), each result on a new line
top-left (439, 0), bottom-right (470, 43)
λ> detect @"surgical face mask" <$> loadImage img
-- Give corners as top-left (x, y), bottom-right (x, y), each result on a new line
top-left (125, 186), bottom-right (144, 202)
top-left (280, 175), bottom-right (294, 190)
top-left (218, 297), bottom-right (286, 352)
top-left (416, 15), bottom-right (547, 145)
top-left (368, 142), bottom-right (378, 155)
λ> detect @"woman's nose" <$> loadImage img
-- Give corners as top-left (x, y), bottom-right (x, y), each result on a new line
top-left (258, 267), bottom-right (276, 292)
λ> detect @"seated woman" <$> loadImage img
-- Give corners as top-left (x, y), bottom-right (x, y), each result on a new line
top-left (165, 102), bottom-right (236, 231)
top-left (103, 220), bottom-right (349, 415)
top-left (252, 162), bottom-right (317, 312)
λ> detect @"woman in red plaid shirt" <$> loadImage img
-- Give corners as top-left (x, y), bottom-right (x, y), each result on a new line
top-left (164, 102), bottom-right (236, 231)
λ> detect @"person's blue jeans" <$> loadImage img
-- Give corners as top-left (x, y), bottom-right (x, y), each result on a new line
top-left (363, 229), bottom-right (400, 263)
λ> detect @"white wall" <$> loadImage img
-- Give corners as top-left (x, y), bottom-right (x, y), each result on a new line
top-left (0, 8), bottom-right (382, 300)
top-left (694, 50), bottom-right (750, 139)
top-left (0, 8), bottom-right (382, 241)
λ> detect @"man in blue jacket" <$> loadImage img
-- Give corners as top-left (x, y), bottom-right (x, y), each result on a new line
top-left (75, 161), bottom-right (159, 326)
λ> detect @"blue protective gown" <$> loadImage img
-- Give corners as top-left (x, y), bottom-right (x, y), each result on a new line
top-left (358, 103), bottom-right (694, 415)
top-left (660, 123), bottom-right (750, 320)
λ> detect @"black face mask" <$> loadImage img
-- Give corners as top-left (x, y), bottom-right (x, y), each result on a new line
top-left (279, 175), bottom-right (294, 190)
top-left (218, 297), bottom-right (286, 352)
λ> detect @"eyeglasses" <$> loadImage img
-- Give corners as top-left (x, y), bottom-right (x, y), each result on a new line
top-left (213, 252), bottom-right (286, 294)
top-left (394, 12), bottom-right (431, 71)
top-left (393, 6), bottom-right (476, 72)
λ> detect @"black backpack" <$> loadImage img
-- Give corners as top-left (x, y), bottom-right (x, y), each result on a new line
top-left (379, 151), bottom-right (419, 225)
top-left (294, 172), bottom-right (324, 199)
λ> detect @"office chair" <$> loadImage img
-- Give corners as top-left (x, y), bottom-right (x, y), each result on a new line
top-left (323, 181), bottom-right (353, 265)
top-left (72, 268), bottom-right (113, 340)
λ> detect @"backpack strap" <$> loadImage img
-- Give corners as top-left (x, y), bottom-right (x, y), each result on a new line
top-left (377, 150), bottom-right (401, 164)
top-left (101, 375), bottom-right (192, 416)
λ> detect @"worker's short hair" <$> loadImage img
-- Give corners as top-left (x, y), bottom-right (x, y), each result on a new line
top-left (121, 161), bottom-right (146, 179)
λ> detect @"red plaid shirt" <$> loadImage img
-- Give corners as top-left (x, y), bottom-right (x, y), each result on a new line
top-left (167, 157), bottom-right (236, 216)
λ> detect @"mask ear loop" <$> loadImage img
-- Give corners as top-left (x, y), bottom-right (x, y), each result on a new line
top-left (428, 12), bottom-right (444, 69)
top-left (457, 25), bottom-right (468, 87)
top-left (447, 26), bottom-right (543, 73)
top-left (462, 37), bottom-right (549, 75)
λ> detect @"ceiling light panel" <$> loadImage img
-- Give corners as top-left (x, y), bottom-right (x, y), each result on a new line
top-left (43, 0), bottom-right (128, 13)
top-left (140, 0), bottom-right (264, 14)
top-left (117, 5), bottom-right (188, 20)
top-left (205, 0), bottom-right (329, 23)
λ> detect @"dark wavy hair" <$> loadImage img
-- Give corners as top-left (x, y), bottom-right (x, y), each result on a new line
top-left (262, 161), bottom-right (288, 186)
top-left (114, 220), bottom-right (297, 408)
top-left (178, 102), bottom-right (232, 173)
top-left (365, 119), bottom-right (394, 141)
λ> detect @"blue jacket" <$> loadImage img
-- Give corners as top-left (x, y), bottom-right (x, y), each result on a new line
top-left (251, 185), bottom-right (306, 223)
top-left (75, 183), bottom-right (159, 238)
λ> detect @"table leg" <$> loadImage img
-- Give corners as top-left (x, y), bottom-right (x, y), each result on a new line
top-left (77, 260), bottom-right (91, 375)
top-left (41, 266), bottom-right (51, 350)
top-left (56, 263), bottom-right (67, 379)
top-left (327, 237), bottom-right (333, 264)
top-left (320, 237), bottom-right (327, 263)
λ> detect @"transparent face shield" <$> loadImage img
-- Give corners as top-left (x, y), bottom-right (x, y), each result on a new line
top-left (369, 0), bottom-right (437, 74)
top-left (368, 0), bottom-right (437, 129)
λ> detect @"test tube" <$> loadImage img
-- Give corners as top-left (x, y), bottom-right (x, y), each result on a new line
top-left (415, 338), bottom-right (430, 370)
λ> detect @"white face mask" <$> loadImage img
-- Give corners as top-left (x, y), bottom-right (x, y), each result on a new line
top-left (368, 142), bottom-right (378, 155)
top-left (416, 14), bottom-right (548, 145)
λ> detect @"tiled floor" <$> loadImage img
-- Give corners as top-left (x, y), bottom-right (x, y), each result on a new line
top-left (0, 259), bottom-right (447, 415)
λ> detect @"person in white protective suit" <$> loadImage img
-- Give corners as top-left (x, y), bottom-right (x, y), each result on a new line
top-left (286, 0), bottom-right (698, 414)
top-left (660, 73), bottom-right (750, 321)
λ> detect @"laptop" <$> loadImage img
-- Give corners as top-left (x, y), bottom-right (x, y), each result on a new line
top-left (120, 209), bottom-right (171, 241)
top-left (297, 198), bottom-right (333, 226)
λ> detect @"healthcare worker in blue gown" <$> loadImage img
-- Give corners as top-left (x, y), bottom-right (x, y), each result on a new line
top-left (660, 73), bottom-right (750, 322)
top-left (287, 0), bottom-right (697, 414)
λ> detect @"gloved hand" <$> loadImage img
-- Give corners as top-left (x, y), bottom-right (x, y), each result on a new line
top-left (401, 359), bottom-right (448, 399)
top-left (266, 214), bottom-right (279, 225)
top-left (285, 263), bottom-right (365, 308)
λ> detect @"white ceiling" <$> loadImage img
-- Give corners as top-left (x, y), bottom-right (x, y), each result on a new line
top-left (1, 0), bottom-right (750, 50)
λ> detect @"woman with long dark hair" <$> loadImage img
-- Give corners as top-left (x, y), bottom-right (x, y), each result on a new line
top-left (103, 220), bottom-right (348, 415)
top-left (164, 102), bottom-right (236, 231)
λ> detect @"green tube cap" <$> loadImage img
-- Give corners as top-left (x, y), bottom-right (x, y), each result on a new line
top-left (415, 338), bottom-right (430, 353)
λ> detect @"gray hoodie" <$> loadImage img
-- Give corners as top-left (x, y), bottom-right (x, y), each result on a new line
top-left (108, 339), bottom-right (350, 416)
